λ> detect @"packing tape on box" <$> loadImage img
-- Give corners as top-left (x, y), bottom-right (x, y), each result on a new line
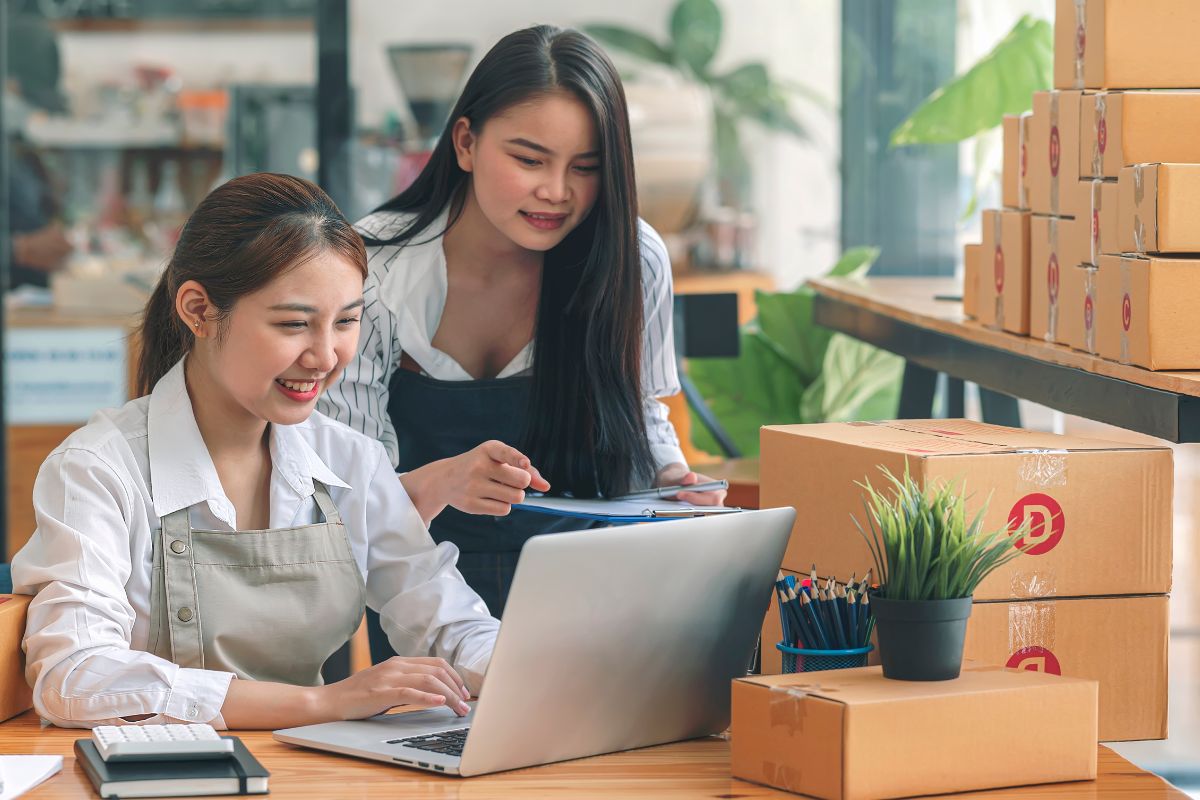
top-left (1092, 92), bottom-right (1107, 177)
top-left (1046, 218), bottom-right (1060, 341)
top-left (1050, 92), bottom-right (1061, 214)
top-left (760, 761), bottom-right (806, 794)
top-left (1016, 448), bottom-right (1069, 489)
top-left (1119, 258), bottom-right (1132, 364)
top-left (1090, 178), bottom-right (1103, 264)
top-left (768, 684), bottom-right (813, 737)
top-left (1084, 268), bottom-right (1097, 353)
top-left (1073, 0), bottom-right (1087, 89)
top-left (1008, 600), bottom-right (1058, 658)
top-left (1131, 164), bottom-right (1152, 252)
top-left (993, 211), bottom-right (1005, 330)
top-left (1018, 113), bottom-right (1030, 208)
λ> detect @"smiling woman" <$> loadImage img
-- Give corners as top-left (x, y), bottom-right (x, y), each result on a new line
top-left (11, 173), bottom-right (501, 731)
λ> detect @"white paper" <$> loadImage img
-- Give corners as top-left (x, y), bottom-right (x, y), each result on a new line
top-left (516, 496), bottom-right (738, 518)
top-left (0, 756), bottom-right (63, 800)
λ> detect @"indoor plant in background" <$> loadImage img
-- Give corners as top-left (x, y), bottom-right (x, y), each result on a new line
top-left (854, 466), bottom-right (1035, 681)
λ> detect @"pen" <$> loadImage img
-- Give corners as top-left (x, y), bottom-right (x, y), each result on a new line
top-left (612, 479), bottom-right (729, 500)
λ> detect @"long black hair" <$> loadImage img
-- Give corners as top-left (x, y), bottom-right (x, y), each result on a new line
top-left (367, 25), bottom-right (653, 498)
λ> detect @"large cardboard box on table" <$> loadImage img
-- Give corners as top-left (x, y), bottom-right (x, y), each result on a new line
top-left (964, 594), bottom-right (1167, 741)
top-left (1030, 91), bottom-right (1090, 218)
top-left (963, 243), bottom-right (981, 319)
top-left (1062, 264), bottom-right (1099, 354)
top-left (1082, 92), bottom-right (1200, 180)
top-left (1002, 113), bottom-right (1031, 210)
top-left (731, 664), bottom-right (1098, 800)
top-left (759, 420), bottom-right (1172, 601)
top-left (1, 595), bottom-right (33, 723)
top-left (1096, 253), bottom-right (1200, 369)
top-left (1030, 215), bottom-right (1087, 343)
top-left (1086, 178), bottom-right (1119, 265)
top-left (1118, 163), bottom-right (1200, 254)
top-left (1055, 0), bottom-right (1200, 90)
top-left (979, 209), bottom-right (1031, 333)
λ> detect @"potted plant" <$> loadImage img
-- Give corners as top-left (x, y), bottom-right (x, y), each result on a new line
top-left (854, 466), bottom-right (1035, 681)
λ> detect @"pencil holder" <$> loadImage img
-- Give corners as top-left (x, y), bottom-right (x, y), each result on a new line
top-left (776, 642), bottom-right (873, 674)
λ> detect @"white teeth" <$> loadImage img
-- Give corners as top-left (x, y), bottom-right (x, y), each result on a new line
top-left (277, 379), bottom-right (316, 392)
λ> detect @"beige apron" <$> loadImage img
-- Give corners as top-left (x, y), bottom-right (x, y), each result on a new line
top-left (147, 482), bottom-right (365, 686)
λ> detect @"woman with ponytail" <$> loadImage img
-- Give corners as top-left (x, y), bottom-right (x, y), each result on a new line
top-left (12, 173), bottom-right (496, 729)
top-left (319, 26), bottom-right (725, 631)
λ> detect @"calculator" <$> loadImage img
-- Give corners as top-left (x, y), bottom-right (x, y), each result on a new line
top-left (91, 723), bottom-right (235, 762)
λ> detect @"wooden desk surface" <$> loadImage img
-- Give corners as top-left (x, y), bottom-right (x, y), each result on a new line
top-left (809, 275), bottom-right (1200, 399)
top-left (1, 711), bottom-right (1187, 799)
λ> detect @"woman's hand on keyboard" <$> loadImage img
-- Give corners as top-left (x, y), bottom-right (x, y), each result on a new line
top-left (320, 656), bottom-right (473, 720)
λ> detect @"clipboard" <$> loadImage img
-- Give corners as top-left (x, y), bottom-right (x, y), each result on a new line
top-left (512, 496), bottom-right (741, 523)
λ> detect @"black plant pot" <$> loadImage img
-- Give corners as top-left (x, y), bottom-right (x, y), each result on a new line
top-left (871, 595), bottom-right (973, 681)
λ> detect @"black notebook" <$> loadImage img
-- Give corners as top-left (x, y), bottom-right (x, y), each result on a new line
top-left (74, 737), bottom-right (269, 798)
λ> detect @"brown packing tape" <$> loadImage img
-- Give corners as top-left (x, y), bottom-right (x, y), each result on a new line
top-left (1007, 601), bottom-right (1058, 667)
top-left (1047, 217), bottom-right (1060, 340)
top-left (1050, 93), bottom-right (1061, 214)
top-left (1119, 259), bottom-right (1132, 365)
top-left (1092, 92), bottom-right (1106, 178)
top-left (1073, 0), bottom-right (1086, 89)
top-left (993, 211), bottom-right (1005, 329)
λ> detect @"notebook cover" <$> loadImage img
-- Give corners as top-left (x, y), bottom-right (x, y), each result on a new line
top-left (74, 737), bottom-right (268, 797)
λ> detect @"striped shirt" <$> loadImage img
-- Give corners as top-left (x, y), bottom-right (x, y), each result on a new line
top-left (318, 209), bottom-right (687, 475)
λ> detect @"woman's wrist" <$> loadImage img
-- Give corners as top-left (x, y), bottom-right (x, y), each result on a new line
top-left (400, 460), bottom-right (450, 525)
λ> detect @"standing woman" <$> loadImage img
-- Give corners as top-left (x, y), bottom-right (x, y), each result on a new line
top-left (12, 174), bottom-right (493, 729)
top-left (319, 25), bottom-right (725, 628)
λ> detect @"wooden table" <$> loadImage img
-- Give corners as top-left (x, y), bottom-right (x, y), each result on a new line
top-left (1, 711), bottom-right (1188, 799)
top-left (810, 276), bottom-right (1200, 442)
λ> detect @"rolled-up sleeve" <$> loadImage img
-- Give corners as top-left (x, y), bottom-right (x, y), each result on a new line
top-left (359, 443), bottom-right (498, 694)
top-left (11, 448), bottom-right (235, 728)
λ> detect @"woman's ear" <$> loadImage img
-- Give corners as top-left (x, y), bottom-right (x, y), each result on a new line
top-left (176, 280), bottom-right (214, 338)
top-left (451, 116), bottom-right (476, 173)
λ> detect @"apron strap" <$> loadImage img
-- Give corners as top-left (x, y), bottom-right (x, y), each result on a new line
top-left (312, 481), bottom-right (344, 526)
top-left (160, 508), bottom-right (204, 668)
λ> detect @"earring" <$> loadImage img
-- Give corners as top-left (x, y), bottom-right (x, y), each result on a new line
top-left (193, 319), bottom-right (201, 329)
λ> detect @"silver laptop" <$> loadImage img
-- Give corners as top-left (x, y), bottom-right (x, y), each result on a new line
top-left (274, 507), bottom-right (795, 777)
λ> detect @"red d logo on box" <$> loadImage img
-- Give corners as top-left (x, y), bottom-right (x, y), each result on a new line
top-left (1007, 645), bottom-right (1062, 675)
top-left (1008, 492), bottom-right (1065, 555)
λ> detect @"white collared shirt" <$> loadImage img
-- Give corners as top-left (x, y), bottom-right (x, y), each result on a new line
top-left (318, 210), bottom-right (687, 473)
top-left (11, 359), bottom-right (499, 729)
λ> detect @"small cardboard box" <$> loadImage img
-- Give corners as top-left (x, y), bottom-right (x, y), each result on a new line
top-left (1086, 178), bottom-right (1119, 265)
top-left (1062, 264), bottom-right (1100, 354)
top-left (0, 595), bottom-right (33, 723)
top-left (963, 243), bottom-right (981, 319)
top-left (1030, 91), bottom-right (1090, 218)
top-left (1055, 0), bottom-right (1200, 90)
top-left (979, 209), bottom-right (1031, 334)
top-left (1002, 113), bottom-right (1032, 210)
top-left (964, 594), bottom-right (1167, 742)
top-left (1096, 253), bottom-right (1200, 369)
top-left (731, 664), bottom-right (1098, 800)
top-left (1030, 215), bottom-right (1087, 343)
top-left (1082, 92), bottom-right (1200, 180)
top-left (759, 420), bottom-right (1172, 601)
top-left (1118, 163), bottom-right (1200, 253)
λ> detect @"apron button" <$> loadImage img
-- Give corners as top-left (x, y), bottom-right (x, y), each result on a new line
top-left (177, 607), bottom-right (194, 622)
top-left (170, 540), bottom-right (188, 554)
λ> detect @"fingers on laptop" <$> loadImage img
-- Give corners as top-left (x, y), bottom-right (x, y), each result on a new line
top-left (382, 658), bottom-right (472, 715)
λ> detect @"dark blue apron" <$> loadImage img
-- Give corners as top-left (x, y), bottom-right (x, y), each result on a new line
top-left (364, 355), bottom-right (597, 663)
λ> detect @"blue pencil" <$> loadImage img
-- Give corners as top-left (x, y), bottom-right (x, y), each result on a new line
top-left (800, 593), bottom-right (831, 649)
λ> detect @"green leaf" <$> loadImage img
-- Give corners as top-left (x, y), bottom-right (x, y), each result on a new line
top-left (582, 25), bottom-right (675, 66)
top-left (713, 64), bottom-right (810, 139)
top-left (889, 15), bottom-right (1052, 147)
top-left (713, 107), bottom-right (750, 208)
top-left (669, 0), bottom-right (722, 77)
top-left (756, 288), bottom-right (829, 384)
top-left (829, 246), bottom-right (880, 279)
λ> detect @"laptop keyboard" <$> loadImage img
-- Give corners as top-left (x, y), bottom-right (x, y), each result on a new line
top-left (388, 728), bottom-right (470, 757)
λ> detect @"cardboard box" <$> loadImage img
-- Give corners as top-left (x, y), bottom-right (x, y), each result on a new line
top-left (1087, 178), bottom-right (1119, 265)
top-left (759, 420), bottom-right (1172, 601)
top-left (1030, 215), bottom-right (1087, 343)
top-left (963, 243), bottom-right (981, 319)
top-left (1055, 0), bottom-right (1200, 90)
top-left (0, 595), bottom-right (32, 723)
top-left (1002, 113), bottom-right (1032, 210)
top-left (732, 664), bottom-right (1098, 800)
top-left (1118, 163), bottom-right (1200, 253)
top-left (1030, 91), bottom-right (1090, 218)
top-left (965, 594), bottom-right (1167, 742)
top-left (1096, 253), bottom-right (1200, 369)
top-left (979, 209), bottom-right (1031, 334)
top-left (1062, 264), bottom-right (1099, 354)
top-left (1082, 92), bottom-right (1200, 180)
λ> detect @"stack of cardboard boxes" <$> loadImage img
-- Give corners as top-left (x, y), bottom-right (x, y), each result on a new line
top-left (966, 0), bottom-right (1200, 370)
top-left (759, 419), bottom-right (1171, 742)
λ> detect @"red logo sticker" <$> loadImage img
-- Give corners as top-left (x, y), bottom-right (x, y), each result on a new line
top-left (1047, 254), bottom-right (1060, 303)
top-left (1122, 293), bottom-right (1132, 331)
top-left (1093, 209), bottom-right (1100, 245)
top-left (1098, 117), bottom-right (1107, 155)
top-left (1076, 24), bottom-right (1086, 60)
top-left (994, 246), bottom-right (1005, 293)
top-left (1020, 142), bottom-right (1028, 178)
top-left (1008, 493), bottom-right (1066, 555)
top-left (1050, 126), bottom-right (1061, 177)
top-left (1007, 646), bottom-right (1062, 675)
top-left (1084, 295), bottom-right (1094, 331)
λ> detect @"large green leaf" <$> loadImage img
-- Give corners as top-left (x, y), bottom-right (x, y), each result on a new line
top-left (889, 15), bottom-right (1052, 147)
top-left (756, 289), bottom-right (828, 384)
top-left (812, 334), bottom-right (904, 422)
top-left (582, 25), bottom-right (674, 66)
top-left (828, 245), bottom-right (880, 278)
top-left (669, 0), bottom-right (722, 77)
top-left (713, 63), bottom-right (810, 140)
